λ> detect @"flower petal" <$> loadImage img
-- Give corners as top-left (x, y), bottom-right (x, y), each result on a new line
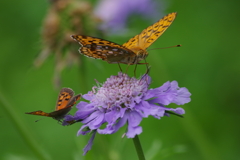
top-left (82, 91), bottom-right (94, 101)
top-left (173, 87), bottom-right (191, 105)
top-left (83, 130), bottom-right (97, 155)
top-left (165, 107), bottom-right (185, 115)
top-left (98, 113), bottom-right (127, 134)
top-left (127, 110), bottom-right (142, 127)
top-left (75, 102), bottom-right (96, 119)
top-left (77, 124), bottom-right (90, 136)
top-left (81, 110), bottom-right (105, 130)
top-left (126, 125), bottom-right (142, 138)
top-left (148, 94), bottom-right (175, 105)
top-left (105, 107), bottom-right (126, 124)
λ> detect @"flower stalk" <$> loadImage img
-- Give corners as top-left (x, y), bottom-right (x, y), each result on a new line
top-left (133, 135), bottom-right (145, 160)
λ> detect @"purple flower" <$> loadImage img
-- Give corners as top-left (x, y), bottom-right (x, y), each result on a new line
top-left (64, 72), bottom-right (191, 155)
top-left (94, 0), bottom-right (164, 33)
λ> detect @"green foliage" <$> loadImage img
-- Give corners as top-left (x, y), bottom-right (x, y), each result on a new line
top-left (0, 0), bottom-right (240, 159)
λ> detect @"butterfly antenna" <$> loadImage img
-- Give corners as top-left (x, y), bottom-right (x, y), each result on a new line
top-left (34, 117), bottom-right (46, 122)
top-left (140, 66), bottom-right (151, 83)
top-left (117, 63), bottom-right (122, 72)
top-left (146, 66), bottom-right (151, 75)
top-left (148, 44), bottom-right (181, 51)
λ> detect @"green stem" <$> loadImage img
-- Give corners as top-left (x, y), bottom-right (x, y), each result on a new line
top-left (133, 135), bottom-right (145, 160)
top-left (0, 91), bottom-right (50, 160)
top-left (78, 56), bottom-right (88, 92)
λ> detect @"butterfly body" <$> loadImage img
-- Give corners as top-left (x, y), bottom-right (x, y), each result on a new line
top-left (128, 47), bottom-right (148, 63)
top-left (26, 88), bottom-right (81, 121)
top-left (72, 12), bottom-right (177, 65)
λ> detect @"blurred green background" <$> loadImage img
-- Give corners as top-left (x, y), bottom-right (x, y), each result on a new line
top-left (0, 0), bottom-right (240, 160)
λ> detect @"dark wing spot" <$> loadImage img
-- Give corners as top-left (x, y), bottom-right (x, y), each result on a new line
top-left (98, 42), bottom-right (105, 45)
top-left (90, 43), bottom-right (97, 51)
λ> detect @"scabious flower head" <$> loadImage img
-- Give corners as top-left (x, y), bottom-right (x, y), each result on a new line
top-left (63, 72), bottom-right (191, 155)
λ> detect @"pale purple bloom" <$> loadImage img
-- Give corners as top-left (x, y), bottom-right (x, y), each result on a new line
top-left (63, 72), bottom-right (191, 155)
top-left (94, 0), bottom-right (164, 33)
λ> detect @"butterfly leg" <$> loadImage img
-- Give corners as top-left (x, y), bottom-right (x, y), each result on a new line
top-left (117, 63), bottom-right (122, 72)
top-left (57, 119), bottom-right (63, 124)
top-left (140, 66), bottom-right (151, 84)
top-left (125, 64), bottom-right (131, 73)
top-left (134, 64), bottom-right (138, 77)
top-left (66, 119), bottom-right (83, 125)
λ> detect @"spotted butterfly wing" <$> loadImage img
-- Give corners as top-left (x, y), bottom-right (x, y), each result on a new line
top-left (123, 12), bottom-right (177, 50)
top-left (25, 88), bottom-right (81, 121)
top-left (71, 35), bottom-right (136, 64)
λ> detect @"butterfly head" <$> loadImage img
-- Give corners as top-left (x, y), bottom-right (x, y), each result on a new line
top-left (131, 47), bottom-right (148, 63)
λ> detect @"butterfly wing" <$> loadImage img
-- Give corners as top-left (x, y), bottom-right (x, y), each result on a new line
top-left (55, 88), bottom-right (74, 110)
top-left (51, 88), bottom-right (81, 120)
top-left (25, 110), bottom-right (51, 117)
top-left (122, 34), bottom-right (140, 51)
top-left (71, 35), bottom-right (136, 64)
top-left (25, 88), bottom-right (81, 120)
top-left (52, 94), bottom-right (81, 119)
top-left (123, 12), bottom-right (177, 50)
top-left (25, 88), bottom-right (75, 119)
top-left (64, 94), bottom-right (81, 109)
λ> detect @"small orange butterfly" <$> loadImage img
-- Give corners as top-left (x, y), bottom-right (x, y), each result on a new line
top-left (25, 88), bottom-right (81, 121)
top-left (71, 12), bottom-right (177, 65)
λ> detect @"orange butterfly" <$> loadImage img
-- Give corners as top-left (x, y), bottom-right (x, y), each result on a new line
top-left (26, 88), bottom-right (81, 121)
top-left (71, 12), bottom-right (177, 65)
